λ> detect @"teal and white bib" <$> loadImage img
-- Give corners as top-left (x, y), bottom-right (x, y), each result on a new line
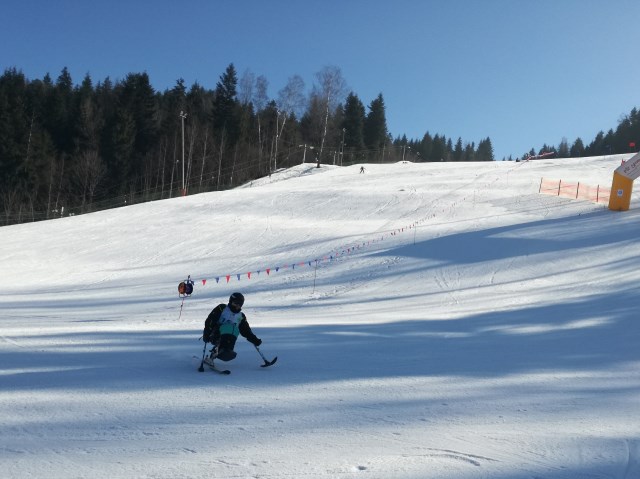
top-left (218, 306), bottom-right (244, 337)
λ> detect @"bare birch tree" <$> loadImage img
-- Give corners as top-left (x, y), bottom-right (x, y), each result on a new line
top-left (75, 149), bottom-right (106, 211)
top-left (314, 66), bottom-right (347, 163)
top-left (238, 69), bottom-right (255, 106)
top-left (274, 75), bottom-right (306, 170)
top-left (253, 75), bottom-right (269, 173)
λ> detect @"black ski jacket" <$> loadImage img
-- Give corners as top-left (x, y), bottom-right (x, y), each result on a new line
top-left (203, 303), bottom-right (260, 347)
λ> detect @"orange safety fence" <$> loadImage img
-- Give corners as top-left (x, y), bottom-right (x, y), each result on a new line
top-left (539, 178), bottom-right (610, 205)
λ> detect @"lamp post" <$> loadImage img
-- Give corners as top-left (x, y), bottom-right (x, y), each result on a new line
top-left (340, 128), bottom-right (345, 166)
top-left (179, 111), bottom-right (187, 195)
top-left (274, 109), bottom-right (281, 173)
top-left (299, 144), bottom-right (315, 164)
top-left (402, 145), bottom-right (410, 162)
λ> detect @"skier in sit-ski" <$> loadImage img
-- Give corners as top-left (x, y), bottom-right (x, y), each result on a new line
top-left (202, 292), bottom-right (262, 365)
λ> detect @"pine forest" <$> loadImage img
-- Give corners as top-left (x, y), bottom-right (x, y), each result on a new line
top-left (1, 64), bottom-right (638, 226)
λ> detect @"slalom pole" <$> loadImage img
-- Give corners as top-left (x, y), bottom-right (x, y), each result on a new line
top-left (178, 296), bottom-right (186, 321)
top-left (312, 259), bottom-right (318, 294)
top-left (177, 275), bottom-right (193, 321)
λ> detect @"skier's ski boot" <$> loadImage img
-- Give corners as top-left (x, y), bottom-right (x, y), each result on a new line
top-left (203, 348), bottom-right (218, 366)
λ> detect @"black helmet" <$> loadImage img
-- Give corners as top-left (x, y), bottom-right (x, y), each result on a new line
top-left (229, 292), bottom-right (245, 307)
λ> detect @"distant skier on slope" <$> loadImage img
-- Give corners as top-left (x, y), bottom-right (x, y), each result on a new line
top-left (202, 292), bottom-right (262, 365)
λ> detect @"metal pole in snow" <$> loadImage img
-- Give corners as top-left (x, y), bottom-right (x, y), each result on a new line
top-left (312, 260), bottom-right (318, 294)
top-left (180, 111), bottom-right (187, 195)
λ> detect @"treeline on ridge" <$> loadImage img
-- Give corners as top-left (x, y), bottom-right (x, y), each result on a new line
top-left (0, 63), bottom-right (497, 225)
top-left (1, 63), bottom-right (638, 226)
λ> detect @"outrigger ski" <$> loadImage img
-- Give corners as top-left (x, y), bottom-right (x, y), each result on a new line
top-left (260, 356), bottom-right (278, 367)
top-left (255, 345), bottom-right (278, 368)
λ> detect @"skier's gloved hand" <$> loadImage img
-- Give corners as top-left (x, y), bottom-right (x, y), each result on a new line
top-left (252, 337), bottom-right (262, 347)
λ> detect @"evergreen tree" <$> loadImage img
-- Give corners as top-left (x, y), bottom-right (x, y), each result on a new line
top-left (446, 138), bottom-right (453, 161)
top-left (430, 134), bottom-right (447, 162)
top-left (420, 132), bottom-right (433, 161)
top-left (342, 92), bottom-right (365, 155)
top-left (212, 63), bottom-right (240, 146)
top-left (300, 95), bottom-right (325, 154)
top-left (557, 137), bottom-right (570, 158)
top-left (99, 73), bottom-right (158, 194)
top-left (95, 77), bottom-right (117, 194)
top-left (464, 142), bottom-right (476, 161)
top-left (476, 137), bottom-right (494, 161)
top-left (0, 68), bottom-right (29, 194)
top-left (570, 138), bottom-right (585, 157)
top-left (118, 73), bottom-right (157, 158)
top-left (453, 137), bottom-right (463, 162)
top-left (363, 93), bottom-right (388, 155)
top-left (4, 65), bottom-right (639, 226)
top-left (108, 105), bottom-right (136, 190)
top-left (44, 67), bottom-right (75, 154)
top-left (602, 129), bottom-right (615, 155)
top-left (75, 73), bottom-right (102, 153)
top-left (585, 131), bottom-right (605, 156)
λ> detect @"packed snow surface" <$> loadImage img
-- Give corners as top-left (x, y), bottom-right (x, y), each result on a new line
top-left (1, 156), bottom-right (640, 478)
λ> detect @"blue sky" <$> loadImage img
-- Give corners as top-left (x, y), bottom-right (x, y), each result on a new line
top-left (2, 0), bottom-right (639, 160)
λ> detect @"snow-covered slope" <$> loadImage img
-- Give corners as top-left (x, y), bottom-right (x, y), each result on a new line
top-left (1, 155), bottom-right (639, 478)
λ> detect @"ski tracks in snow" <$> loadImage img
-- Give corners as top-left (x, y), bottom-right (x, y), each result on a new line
top-left (340, 427), bottom-right (499, 476)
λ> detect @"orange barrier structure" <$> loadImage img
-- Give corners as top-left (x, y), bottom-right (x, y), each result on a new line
top-left (608, 152), bottom-right (640, 211)
top-left (539, 178), bottom-right (610, 205)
